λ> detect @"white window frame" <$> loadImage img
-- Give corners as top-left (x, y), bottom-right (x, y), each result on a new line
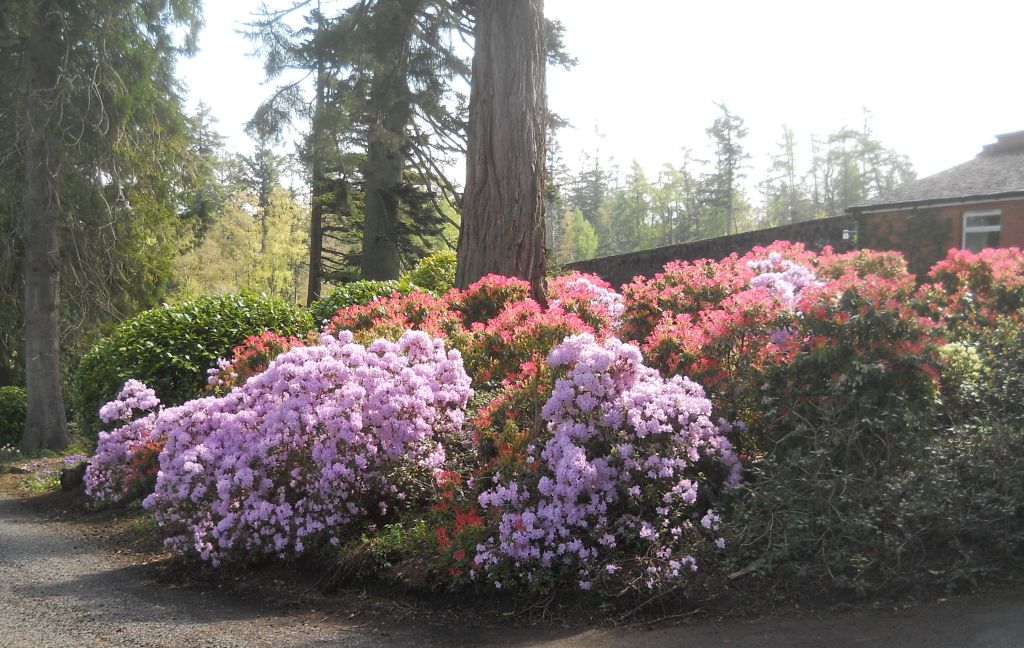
top-left (962, 210), bottom-right (1002, 250)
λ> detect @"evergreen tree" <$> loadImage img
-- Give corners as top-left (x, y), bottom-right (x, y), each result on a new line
top-left (570, 148), bottom-right (613, 255)
top-left (703, 102), bottom-right (750, 236)
top-left (604, 161), bottom-right (652, 254)
top-left (813, 117), bottom-right (915, 218)
top-left (760, 125), bottom-right (813, 226)
top-left (1, 0), bottom-right (204, 452)
top-left (651, 157), bottom-right (700, 246)
top-left (249, 0), bottom-right (470, 296)
top-left (234, 145), bottom-right (285, 254)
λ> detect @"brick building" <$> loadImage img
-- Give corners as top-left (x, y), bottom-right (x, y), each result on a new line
top-left (848, 130), bottom-right (1024, 274)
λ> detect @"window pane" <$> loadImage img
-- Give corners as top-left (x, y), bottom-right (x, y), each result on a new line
top-left (965, 214), bottom-right (1001, 228)
top-left (964, 230), bottom-right (1000, 253)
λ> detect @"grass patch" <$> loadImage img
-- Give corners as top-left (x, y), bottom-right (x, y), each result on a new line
top-left (333, 518), bottom-right (437, 588)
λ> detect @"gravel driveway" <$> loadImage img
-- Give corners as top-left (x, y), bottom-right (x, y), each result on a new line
top-left (2, 490), bottom-right (1022, 647)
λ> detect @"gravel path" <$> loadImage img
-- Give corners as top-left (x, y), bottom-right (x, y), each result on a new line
top-left (2, 490), bottom-right (1023, 647)
top-left (0, 493), bottom-right (469, 648)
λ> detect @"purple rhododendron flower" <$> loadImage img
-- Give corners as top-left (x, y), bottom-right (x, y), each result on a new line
top-left (474, 333), bottom-right (741, 590)
top-left (142, 330), bottom-right (473, 564)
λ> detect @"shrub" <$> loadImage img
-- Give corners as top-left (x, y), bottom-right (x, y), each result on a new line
top-left (324, 290), bottom-right (464, 346)
top-left (0, 386), bottom-right (26, 448)
top-left (937, 341), bottom-right (982, 423)
top-left (84, 380), bottom-right (162, 504)
top-left (448, 274), bottom-right (531, 327)
top-left (915, 247), bottom-right (1024, 336)
top-left (459, 300), bottom-right (593, 384)
top-left (471, 365), bottom-right (553, 474)
top-left (644, 288), bottom-right (793, 430)
top-left (619, 256), bottom-right (753, 344)
top-left (403, 251), bottom-right (457, 294)
top-left (762, 273), bottom-right (940, 461)
top-left (816, 248), bottom-right (909, 280)
top-left (724, 273), bottom-right (946, 596)
top-left (310, 279), bottom-right (418, 326)
top-left (206, 331), bottom-right (311, 393)
top-left (144, 330), bottom-right (473, 565)
top-left (726, 415), bottom-right (1024, 596)
top-left (621, 244), bottom-right (913, 347)
top-left (548, 272), bottom-right (624, 333)
top-left (73, 294), bottom-right (314, 437)
top-left (973, 313), bottom-right (1024, 423)
top-left (471, 334), bottom-right (740, 593)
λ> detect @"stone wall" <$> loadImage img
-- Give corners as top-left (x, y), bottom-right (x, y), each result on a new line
top-left (564, 215), bottom-right (861, 287)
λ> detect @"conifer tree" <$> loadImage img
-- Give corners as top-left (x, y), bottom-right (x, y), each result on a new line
top-left (1, 0), bottom-right (204, 452)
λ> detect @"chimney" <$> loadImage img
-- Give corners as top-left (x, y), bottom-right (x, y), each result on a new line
top-left (981, 130), bottom-right (1024, 156)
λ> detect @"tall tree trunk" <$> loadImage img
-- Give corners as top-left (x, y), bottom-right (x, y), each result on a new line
top-left (455, 0), bottom-right (547, 304)
top-left (361, 0), bottom-right (420, 281)
top-left (306, 49), bottom-right (327, 305)
top-left (21, 1), bottom-right (71, 453)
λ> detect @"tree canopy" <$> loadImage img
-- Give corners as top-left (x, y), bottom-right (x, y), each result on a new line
top-left (1, 0), bottom-right (206, 451)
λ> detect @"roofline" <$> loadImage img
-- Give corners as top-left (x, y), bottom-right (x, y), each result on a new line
top-left (846, 191), bottom-right (1024, 215)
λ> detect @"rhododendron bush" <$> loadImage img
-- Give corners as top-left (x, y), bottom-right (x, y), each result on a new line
top-left (460, 299), bottom-right (593, 384)
top-left (623, 242), bottom-right (941, 447)
top-left (85, 379), bottom-right (163, 503)
top-left (915, 247), bottom-right (1024, 335)
top-left (472, 334), bottom-right (740, 591)
top-left (80, 242), bottom-right (1024, 599)
top-left (143, 330), bottom-right (473, 564)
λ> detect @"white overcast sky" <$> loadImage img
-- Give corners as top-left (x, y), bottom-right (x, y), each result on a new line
top-left (177, 0), bottom-right (1024, 191)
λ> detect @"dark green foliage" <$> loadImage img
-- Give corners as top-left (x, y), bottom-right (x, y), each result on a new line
top-left (937, 342), bottom-right (982, 424)
top-left (0, 386), bottom-right (27, 447)
top-left (248, 1), bottom-right (466, 286)
top-left (725, 304), bottom-right (1024, 598)
top-left (402, 251), bottom-right (456, 294)
top-left (726, 425), bottom-right (1023, 597)
top-left (309, 280), bottom-right (418, 326)
top-left (974, 314), bottom-right (1024, 423)
top-left (72, 294), bottom-right (314, 436)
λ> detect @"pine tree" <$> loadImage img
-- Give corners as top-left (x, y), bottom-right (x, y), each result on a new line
top-left (760, 125), bottom-right (813, 226)
top-left (704, 102), bottom-right (750, 236)
top-left (249, 0), bottom-right (470, 295)
top-left (2, 0), bottom-right (204, 452)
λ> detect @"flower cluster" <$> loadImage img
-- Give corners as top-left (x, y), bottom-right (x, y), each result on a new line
top-left (448, 274), bottom-right (532, 327)
top-left (206, 331), bottom-right (309, 392)
top-left (97, 379), bottom-right (159, 424)
top-left (143, 330), bottom-right (473, 564)
top-left (324, 291), bottom-right (461, 345)
top-left (472, 334), bottom-right (740, 590)
top-left (916, 247), bottom-right (1024, 335)
top-left (619, 255), bottom-right (754, 343)
top-left (431, 470), bottom-right (487, 581)
top-left (460, 299), bottom-right (593, 384)
top-left (644, 288), bottom-right (793, 426)
top-left (747, 252), bottom-right (820, 307)
top-left (85, 380), bottom-right (163, 503)
top-left (548, 272), bottom-right (625, 333)
top-left (762, 272), bottom-right (941, 462)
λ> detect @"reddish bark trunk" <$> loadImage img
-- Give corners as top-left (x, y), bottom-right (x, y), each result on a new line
top-left (455, 0), bottom-right (547, 304)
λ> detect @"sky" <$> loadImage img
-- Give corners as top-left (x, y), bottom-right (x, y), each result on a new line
top-left (177, 0), bottom-right (1024, 194)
